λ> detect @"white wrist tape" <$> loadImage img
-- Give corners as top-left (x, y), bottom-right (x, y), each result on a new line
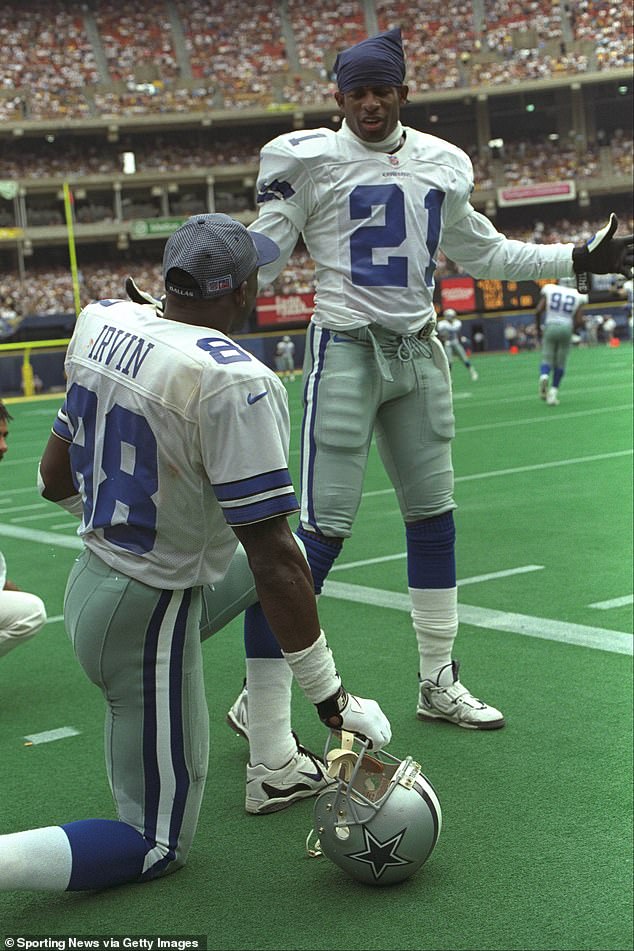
top-left (282, 630), bottom-right (341, 704)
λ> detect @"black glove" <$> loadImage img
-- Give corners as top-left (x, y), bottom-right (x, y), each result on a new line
top-left (572, 214), bottom-right (634, 293)
top-left (125, 276), bottom-right (165, 313)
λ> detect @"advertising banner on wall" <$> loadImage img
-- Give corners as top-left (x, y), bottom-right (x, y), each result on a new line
top-left (439, 276), bottom-right (477, 313)
top-left (497, 181), bottom-right (576, 207)
top-left (256, 293), bottom-right (313, 327)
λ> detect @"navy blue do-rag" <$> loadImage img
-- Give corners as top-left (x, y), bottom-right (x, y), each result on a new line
top-left (334, 28), bottom-right (406, 94)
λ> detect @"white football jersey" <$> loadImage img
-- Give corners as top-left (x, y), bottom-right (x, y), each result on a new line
top-left (436, 318), bottom-right (462, 342)
top-left (250, 121), bottom-right (574, 335)
top-left (53, 299), bottom-right (297, 589)
top-left (540, 283), bottom-right (588, 328)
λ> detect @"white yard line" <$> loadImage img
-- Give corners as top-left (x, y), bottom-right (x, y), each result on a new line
top-left (457, 404), bottom-right (632, 434)
top-left (321, 580), bottom-right (632, 656)
top-left (362, 449), bottom-right (632, 497)
top-left (0, 523), bottom-right (82, 549)
top-left (588, 595), bottom-right (633, 610)
top-left (331, 557), bottom-right (544, 586)
top-left (0, 502), bottom-right (51, 516)
top-left (23, 726), bottom-right (81, 746)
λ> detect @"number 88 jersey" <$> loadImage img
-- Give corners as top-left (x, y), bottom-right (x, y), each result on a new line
top-left (53, 300), bottom-right (298, 589)
top-left (252, 122), bottom-right (475, 336)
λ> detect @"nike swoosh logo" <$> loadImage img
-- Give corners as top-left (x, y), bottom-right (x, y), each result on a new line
top-left (247, 391), bottom-right (268, 405)
top-left (261, 781), bottom-right (314, 798)
top-left (332, 334), bottom-right (355, 343)
top-left (299, 768), bottom-right (327, 783)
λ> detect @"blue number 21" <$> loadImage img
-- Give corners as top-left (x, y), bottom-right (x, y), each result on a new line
top-left (349, 184), bottom-right (444, 289)
top-left (66, 382), bottom-right (158, 554)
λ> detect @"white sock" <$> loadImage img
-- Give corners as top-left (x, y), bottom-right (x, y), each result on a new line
top-left (246, 657), bottom-right (295, 769)
top-left (0, 826), bottom-right (73, 890)
top-left (409, 587), bottom-right (458, 682)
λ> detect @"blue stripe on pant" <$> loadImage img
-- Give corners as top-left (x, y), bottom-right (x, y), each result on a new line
top-left (63, 554), bottom-right (207, 889)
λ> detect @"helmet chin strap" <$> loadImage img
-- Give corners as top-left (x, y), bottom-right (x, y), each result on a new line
top-left (325, 730), bottom-right (358, 781)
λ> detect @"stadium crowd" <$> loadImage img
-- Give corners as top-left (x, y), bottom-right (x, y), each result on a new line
top-left (1, 215), bottom-right (632, 321)
top-left (0, 131), bottom-right (631, 229)
top-left (0, 0), bottom-right (631, 120)
top-left (0, 1), bottom-right (630, 325)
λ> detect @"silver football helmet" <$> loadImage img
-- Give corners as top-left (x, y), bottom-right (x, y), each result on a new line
top-left (308, 732), bottom-right (441, 886)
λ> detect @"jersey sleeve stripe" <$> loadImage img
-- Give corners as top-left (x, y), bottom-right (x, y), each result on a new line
top-left (220, 491), bottom-right (299, 525)
top-left (52, 416), bottom-right (72, 441)
top-left (213, 468), bottom-right (293, 501)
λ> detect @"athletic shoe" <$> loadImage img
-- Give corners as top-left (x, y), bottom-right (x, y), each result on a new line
top-left (417, 660), bottom-right (505, 730)
top-left (226, 681), bottom-right (249, 742)
top-left (245, 735), bottom-right (333, 814)
top-left (470, 367), bottom-right (479, 381)
top-left (546, 387), bottom-right (560, 406)
top-left (539, 375), bottom-right (549, 400)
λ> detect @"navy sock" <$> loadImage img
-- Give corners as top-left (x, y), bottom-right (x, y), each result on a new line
top-left (244, 603), bottom-right (283, 658)
top-left (406, 513), bottom-right (456, 589)
top-left (63, 818), bottom-right (152, 890)
top-left (296, 525), bottom-right (343, 594)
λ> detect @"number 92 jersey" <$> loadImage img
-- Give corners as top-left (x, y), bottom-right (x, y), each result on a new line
top-left (254, 124), bottom-right (474, 336)
top-left (540, 283), bottom-right (588, 327)
top-left (53, 300), bottom-right (298, 589)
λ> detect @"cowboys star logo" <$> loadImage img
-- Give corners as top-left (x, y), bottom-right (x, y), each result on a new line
top-left (347, 827), bottom-right (411, 881)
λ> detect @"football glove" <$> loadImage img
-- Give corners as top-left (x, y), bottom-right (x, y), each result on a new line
top-left (125, 275), bottom-right (165, 313)
top-left (316, 686), bottom-right (392, 751)
top-left (572, 214), bottom-right (634, 293)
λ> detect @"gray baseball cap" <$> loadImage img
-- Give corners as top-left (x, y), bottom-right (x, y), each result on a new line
top-left (163, 213), bottom-right (280, 299)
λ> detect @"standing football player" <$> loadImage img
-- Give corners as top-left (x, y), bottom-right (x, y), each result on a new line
top-left (436, 309), bottom-right (479, 380)
top-left (0, 401), bottom-right (47, 664)
top-left (0, 214), bottom-right (390, 892)
top-left (536, 279), bottom-right (588, 405)
top-left (274, 334), bottom-right (296, 381)
top-left (225, 27), bottom-right (633, 768)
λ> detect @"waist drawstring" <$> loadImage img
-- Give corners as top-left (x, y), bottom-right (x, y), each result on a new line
top-left (336, 321), bottom-right (436, 383)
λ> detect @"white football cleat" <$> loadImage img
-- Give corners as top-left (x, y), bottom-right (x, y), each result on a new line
top-left (470, 367), bottom-right (479, 381)
top-left (539, 375), bottom-right (549, 400)
top-left (546, 387), bottom-right (560, 406)
top-left (226, 682), bottom-right (249, 742)
top-left (245, 735), bottom-right (333, 814)
top-left (417, 660), bottom-right (505, 730)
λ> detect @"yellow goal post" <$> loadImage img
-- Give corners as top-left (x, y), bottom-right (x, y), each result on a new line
top-left (0, 338), bottom-right (70, 398)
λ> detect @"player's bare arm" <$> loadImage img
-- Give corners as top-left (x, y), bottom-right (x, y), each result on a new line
top-left (38, 430), bottom-right (78, 502)
top-left (232, 515), bottom-right (319, 655)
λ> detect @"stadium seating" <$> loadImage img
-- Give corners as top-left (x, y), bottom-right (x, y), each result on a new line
top-left (0, 0), bottom-right (631, 322)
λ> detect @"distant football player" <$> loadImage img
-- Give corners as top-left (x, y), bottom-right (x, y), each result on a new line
top-left (275, 334), bottom-right (296, 381)
top-left (436, 309), bottom-right (478, 380)
top-left (536, 279), bottom-right (588, 405)
top-left (222, 28), bottom-right (634, 763)
top-left (0, 214), bottom-right (390, 893)
top-left (0, 401), bottom-right (47, 664)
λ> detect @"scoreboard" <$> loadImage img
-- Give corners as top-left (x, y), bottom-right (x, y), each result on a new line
top-left (474, 279), bottom-right (546, 312)
top-left (437, 276), bottom-right (551, 314)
